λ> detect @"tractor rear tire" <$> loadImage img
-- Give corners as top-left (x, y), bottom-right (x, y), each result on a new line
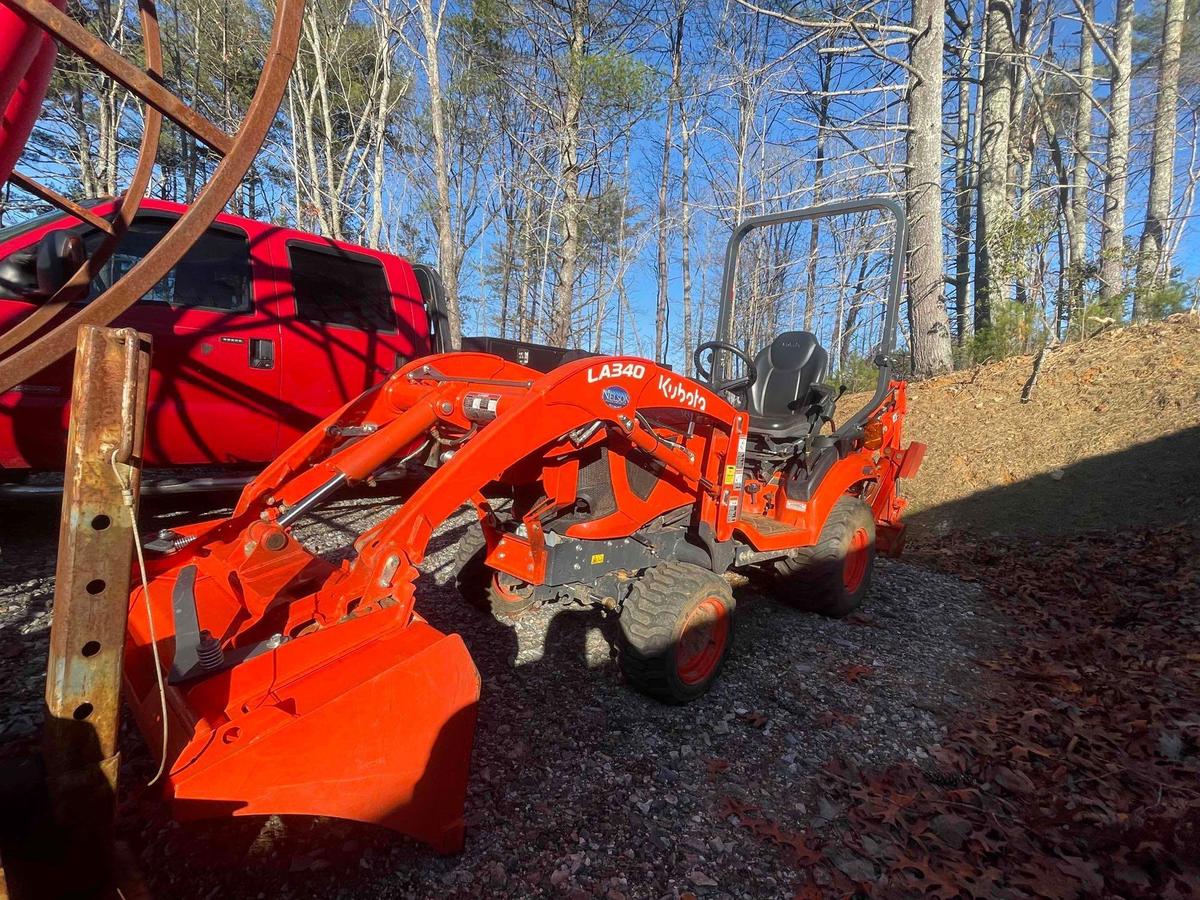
top-left (773, 496), bottom-right (876, 617)
top-left (454, 523), bottom-right (539, 620)
top-left (619, 562), bottom-right (734, 704)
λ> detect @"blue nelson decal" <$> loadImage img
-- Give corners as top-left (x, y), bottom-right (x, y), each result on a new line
top-left (602, 386), bottom-right (631, 409)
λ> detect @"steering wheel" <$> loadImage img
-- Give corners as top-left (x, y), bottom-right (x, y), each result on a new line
top-left (693, 340), bottom-right (758, 398)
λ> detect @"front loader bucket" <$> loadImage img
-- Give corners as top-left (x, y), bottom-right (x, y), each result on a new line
top-left (123, 565), bottom-right (479, 854)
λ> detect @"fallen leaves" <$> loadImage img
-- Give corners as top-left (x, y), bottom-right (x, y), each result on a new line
top-left (721, 526), bottom-right (1200, 898)
top-left (990, 765), bottom-right (1035, 795)
top-left (718, 796), bottom-right (824, 869)
top-left (816, 709), bottom-right (860, 728)
top-left (737, 710), bottom-right (769, 728)
top-left (927, 813), bottom-right (971, 850)
top-left (839, 664), bottom-right (875, 683)
top-left (705, 757), bottom-right (729, 777)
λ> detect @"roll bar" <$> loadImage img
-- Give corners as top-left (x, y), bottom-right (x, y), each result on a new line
top-left (711, 196), bottom-right (907, 433)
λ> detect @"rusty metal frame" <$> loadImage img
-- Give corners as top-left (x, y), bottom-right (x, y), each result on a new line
top-left (0, 0), bottom-right (303, 392)
top-left (0, 0), bottom-right (163, 361)
top-left (8, 171), bottom-right (114, 234)
top-left (40, 325), bottom-right (150, 895)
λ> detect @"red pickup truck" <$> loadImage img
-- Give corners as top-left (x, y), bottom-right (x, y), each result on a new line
top-left (0, 198), bottom-right (449, 479)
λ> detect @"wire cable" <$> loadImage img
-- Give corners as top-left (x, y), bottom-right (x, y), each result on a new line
top-left (111, 450), bottom-right (169, 786)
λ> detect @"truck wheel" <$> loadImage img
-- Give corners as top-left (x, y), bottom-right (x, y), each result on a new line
top-left (773, 496), bottom-right (876, 617)
top-left (619, 562), bottom-right (734, 704)
top-left (453, 524), bottom-right (539, 620)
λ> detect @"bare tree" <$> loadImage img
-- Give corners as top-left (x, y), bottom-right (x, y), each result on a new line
top-left (397, 0), bottom-right (465, 343)
top-left (548, 0), bottom-right (588, 346)
top-left (906, 0), bottom-right (953, 375)
top-left (950, 0), bottom-right (977, 346)
top-left (286, 0), bottom-right (402, 243)
top-left (975, 0), bottom-right (1016, 330)
top-left (1095, 0), bottom-right (1134, 310)
top-left (1133, 0), bottom-right (1187, 318)
top-left (655, 5), bottom-right (684, 363)
top-left (1067, 0), bottom-right (1094, 332)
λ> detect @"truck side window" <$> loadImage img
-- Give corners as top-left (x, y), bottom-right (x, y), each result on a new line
top-left (86, 218), bottom-right (252, 312)
top-left (0, 201), bottom-right (108, 299)
top-left (288, 243), bottom-right (395, 332)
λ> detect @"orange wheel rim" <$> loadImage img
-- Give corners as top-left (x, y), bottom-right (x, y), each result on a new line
top-left (492, 572), bottom-right (527, 605)
top-left (843, 527), bottom-right (871, 592)
top-left (676, 597), bottom-right (729, 685)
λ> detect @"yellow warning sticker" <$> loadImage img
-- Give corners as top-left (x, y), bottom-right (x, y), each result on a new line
top-left (724, 464), bottom-right (737, 484)
top-left (590, 553), bottom-right (605, 565)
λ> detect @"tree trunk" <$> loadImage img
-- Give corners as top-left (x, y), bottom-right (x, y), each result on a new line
top-left (1007, 0), bottom-right (1030, 227)
top-left (367, 62), bottom-right (391, 247)
top-left (419, 0), bottom-right (462, 346)
top-left (602, 149), bottom-right (633, 354)
top-left (840, 254), bottom-right (870, 372)
top-left (516, 192), bottom-right (534, 342)
top-left (727, 71), bottom-right (752, 343)
top-left (498, 194), bottom-right (516, 338)
top-left (952, 0), bottom-right (976, 346)
top-left (1011, 5), bottom-right (1034, 315)
top-left (306, 16), bottom-right (343, 241)
top-left (1133, 0), bottom-right (1186, 318)
top-left (906, 0), bottom-right (954, 376)
top-left (1067, 1), bottom-right (1093, 334)
top-left (680, 111), bottom-right (694, 376)
top-left (655, 8), bottom-right (683, 363)
top-left (70, 84), bottom-right (98, 197)
top-left (1013, 113), bottom-right (1038, 315)
top-left (1098, 0), bottom-right (1133, 311)
top-left (803, 57), bottom-right (833, 334)
top-left (551, 1), bottom-right (586, 348)
top-left (286, 87), bottom-right (304, 228)
top-left (975, 0), bottom-right (1016, 330)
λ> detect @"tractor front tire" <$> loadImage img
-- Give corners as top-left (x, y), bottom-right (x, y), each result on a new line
top-left (619, 562), bottom-right (734, 704)
top-left (454, 523), bottom-right (539, 620)
top-left (773, 496), bottom-right (876, 617)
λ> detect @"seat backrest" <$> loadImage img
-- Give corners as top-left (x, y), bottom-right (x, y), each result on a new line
top-left (746, 331), bottom-right (829, 419)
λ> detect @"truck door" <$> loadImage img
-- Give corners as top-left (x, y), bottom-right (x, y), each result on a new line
top-left (94, 214), bottom-right (283, 465)
top-left (273, 238), bottom-right (421, 447)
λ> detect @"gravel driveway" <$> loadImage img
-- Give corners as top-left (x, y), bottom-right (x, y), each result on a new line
top-left (0, 494), bottom-right (1005, 898)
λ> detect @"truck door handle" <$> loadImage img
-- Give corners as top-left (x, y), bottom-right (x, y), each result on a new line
top-left (249, 338), bottom-right (275, 369)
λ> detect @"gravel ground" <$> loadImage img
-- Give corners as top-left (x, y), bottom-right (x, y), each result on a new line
top-left (0, 493), bottom-right (1006, 898)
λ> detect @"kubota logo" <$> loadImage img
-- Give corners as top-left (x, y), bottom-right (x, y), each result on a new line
top-left (657, 375), bottom-right (707, 411)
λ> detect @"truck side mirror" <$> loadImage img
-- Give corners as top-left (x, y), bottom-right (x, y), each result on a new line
top-left (35, 230), bottom-right (85, 297)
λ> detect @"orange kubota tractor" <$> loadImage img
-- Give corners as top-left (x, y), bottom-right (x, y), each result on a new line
top-left (122, 198), bottom-right (925, 852)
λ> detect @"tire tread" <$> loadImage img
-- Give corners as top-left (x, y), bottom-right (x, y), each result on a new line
top-left (772, 496), bottom-right (875, 617)
top-left (619, 562), bottom-right (734, 704)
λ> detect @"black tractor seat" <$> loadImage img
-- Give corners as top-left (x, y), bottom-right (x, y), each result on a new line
top-left (744, 331), bottom-right (837, 440)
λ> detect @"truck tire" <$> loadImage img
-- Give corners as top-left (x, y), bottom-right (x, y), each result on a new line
top-left (453, 523), bottom-right (539, 620)
top-left (619, 562), bottom-right (734, 704)
top-left (773, 496), bottom-right (875, 617)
